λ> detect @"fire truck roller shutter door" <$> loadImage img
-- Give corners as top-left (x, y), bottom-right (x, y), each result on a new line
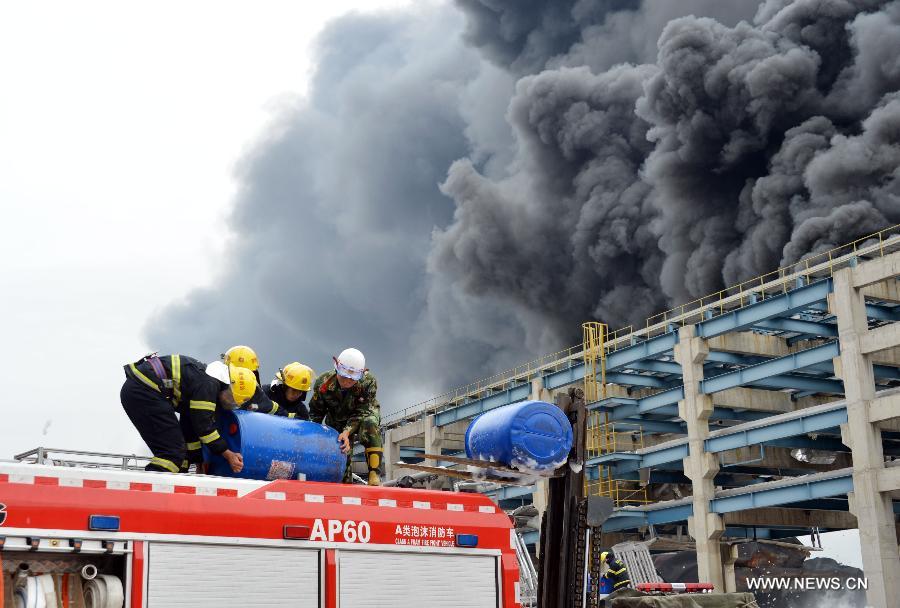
top-left (147, 543), bottom-right (319, 607)
top-left (339, 551), bottom-right (498, 608)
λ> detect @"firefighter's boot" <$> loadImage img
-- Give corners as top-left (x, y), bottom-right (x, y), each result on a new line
top-left (365, 447), bottom-right (383, 486)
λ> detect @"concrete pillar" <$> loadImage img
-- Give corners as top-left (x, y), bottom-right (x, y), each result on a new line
top-left (423, 415), bottom-right (443, 489)
top-left (723, 544), bottom-right (740, 593)
top-left (383, 428), bottom-right (395, 482)
top-left (832, 267), bottom-right (900, 608)
top-left (530, 378), bottom-right (552, 402)
top-left (674, 325), bottom-right (726, 591)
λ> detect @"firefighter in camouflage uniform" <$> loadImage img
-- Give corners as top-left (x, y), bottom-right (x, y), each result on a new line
top-left (309, 348), bottom-right (383, 485)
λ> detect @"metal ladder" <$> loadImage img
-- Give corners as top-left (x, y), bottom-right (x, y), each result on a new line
top-left (513, 531), bottom-right (538, 607)
top-left (610, 540), bottom-right (663, 586)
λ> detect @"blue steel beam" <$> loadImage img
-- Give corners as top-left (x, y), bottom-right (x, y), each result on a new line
top-left (710, 472), bottom-right (853, 513)
top-left (621, 360), bottom-right (682, 375)
top-left (700, 342), bottom-right (840, 394)
top-left (705, 405), bottom-right (848, 453)
top-left (607, 333), bottom-right (678, 371)
top-left (724, 528), bottom-right (775, 540)
top-left (586, 453), bottom-right (643, 467)
top-left (485, 485), bottom-right (536, 501)
top-left (706, 352), bottom-right (767, 366)
top-left (606, 372), bottom-right (672, 388)
top-left (602, 510), bottom-right (651, 532)
top-left (545, 362), bottom-right (586, 390)
top-left (434, 383), bottom-right (531, 426)
top-left (763, 436), bottom-right (847, 451)
top-left (638, 386), bottom-right (685, 413)
top-left (697, 279), bottom-right (833, 339)
top-left (865, 303), bottom-right (900, 321)
top-left (810, 301), bottom-right (900, 322)
top-left (603, 403), bottom-right (850, 470)
top-left (620, 419), bottom-right (685, 434)
top-left (752, 318), bottom-right (838, 336)
top-left (438, 326), bottom-right (863, 428)
top-left (749, 374), bottom-right (844, 394)
top-left (606, 470), bottom-right (862, 531)
top-left (874, 364), bottom-right (900, 380)
top-left (647, 503), bottom-right (693, 526)
top-left (641, 444), bottom-right (690, 468)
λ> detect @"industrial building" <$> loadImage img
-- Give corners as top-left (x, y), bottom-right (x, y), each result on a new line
top-left (380, 224), bottom-right (900, 608)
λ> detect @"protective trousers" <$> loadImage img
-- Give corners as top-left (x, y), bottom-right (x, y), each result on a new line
top-left (335, 414), bottom-right (383, 484)
top-left (120, 377), bottom-right (187, 473)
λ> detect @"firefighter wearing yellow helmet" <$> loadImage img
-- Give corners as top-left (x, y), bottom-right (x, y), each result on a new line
top-left (223, 345), bottom-right (260, 380)
top-left (120, 354), bottom-right (252, 475)
top-left (309, 348), bottom-right (383, 485)
top-left (264, 362), bottom-right (315, 420)
top-left (221, 344), bottom-right (285, 415)
top-left (600, 551), bottom-right (631, 591)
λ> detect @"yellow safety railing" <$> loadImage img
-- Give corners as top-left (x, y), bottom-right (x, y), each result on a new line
top-left (644, 222), bottom-right (900, 333)
top-left (582, 322), bottom-right (607, 403)
top-left (585, 418), bottom-right (650, 506)
top-left (586, 478), bottom-right (652, 506)
top-left (384, 223), bottom-right (900, 428)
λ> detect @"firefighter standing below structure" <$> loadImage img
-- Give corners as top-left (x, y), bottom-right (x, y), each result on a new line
top-left (264, 362), bottom-right (314, 420)
top-left (601, 551), bottom-right (631, 592)
top-left (120, 354), bottom-right (255, 474)
top-left (309, 348), bottom-right (383, 485)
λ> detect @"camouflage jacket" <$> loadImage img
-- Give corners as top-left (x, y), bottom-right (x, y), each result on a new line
top-left (309, 370), bottom-right (380, 435)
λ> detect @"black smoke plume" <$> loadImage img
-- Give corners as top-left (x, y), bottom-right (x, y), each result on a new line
top-left (147, 0), bottom-right (900, 411)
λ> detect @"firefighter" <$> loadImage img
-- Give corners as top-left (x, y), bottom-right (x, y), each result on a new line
top-left (222, 344), bottom-right (282, 415)
top-left (120, 354), bottom-right (255, 474)
top-left (264, 362), bottom-right (315, 420)
top-left (600, 551), bottom-right (631, 591)
top-left (309, 348), bottom-right (383, 485)
top-left (223, 345), bottom-right (260, 383)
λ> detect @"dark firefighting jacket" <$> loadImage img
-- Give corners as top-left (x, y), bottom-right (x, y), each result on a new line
top-left (124, 355), bottom-right (229, 455)
top-left (264, 382), bottom-right (310, 420)
top-left (607, 558), bottom-right (631, 590)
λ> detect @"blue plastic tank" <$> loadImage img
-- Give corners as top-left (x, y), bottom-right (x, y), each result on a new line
top-left (204, 409), bottom-right (346, 482)
top-left (465, 400), bottom-right (572, 472)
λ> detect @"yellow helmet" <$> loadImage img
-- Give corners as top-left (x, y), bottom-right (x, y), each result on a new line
top-left (600, 551), bottom-right (610, 563)
top-left (223, 345), bottom-right (259, 371)
top-left (276, 362), bottom-right (315, 392)
top-left (229, 364), bottom-right (257, 406)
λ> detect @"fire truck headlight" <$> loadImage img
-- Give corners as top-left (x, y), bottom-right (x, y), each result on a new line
top-left (88, 515), bottom-right (120, 531)
top-left (455, 534), bottom-right (479, 548)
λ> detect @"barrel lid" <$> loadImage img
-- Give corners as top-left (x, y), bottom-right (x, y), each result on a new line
top-left (510, 402), bottom-right (573, 466)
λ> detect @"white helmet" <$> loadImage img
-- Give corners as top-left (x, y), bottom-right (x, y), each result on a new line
top-left (334, 347), bottom-right (366, 381)
top-left (205, 361), bottom-right (230, 384)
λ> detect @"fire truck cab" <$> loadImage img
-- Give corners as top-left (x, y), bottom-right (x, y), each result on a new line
top-left (0, 458), bottom-right (521, 607)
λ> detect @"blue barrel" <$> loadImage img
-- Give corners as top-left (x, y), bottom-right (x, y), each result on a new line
top-left (204, 410), bottom-right (346, 482)
top-left (465, 401), bottom-right (572, 472)
top-left (599, 576), bottom-right (614, 594)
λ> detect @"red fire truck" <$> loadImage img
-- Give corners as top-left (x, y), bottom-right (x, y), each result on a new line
top-left (0, 453), bottom-right (521, 607)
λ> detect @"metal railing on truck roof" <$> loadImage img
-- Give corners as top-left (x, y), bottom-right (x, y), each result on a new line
top-left (15, 446), bottom-right (152, 470)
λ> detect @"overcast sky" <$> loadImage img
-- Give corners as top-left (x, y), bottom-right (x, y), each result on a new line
top-left (0, 0), bottom-right (865, 571)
